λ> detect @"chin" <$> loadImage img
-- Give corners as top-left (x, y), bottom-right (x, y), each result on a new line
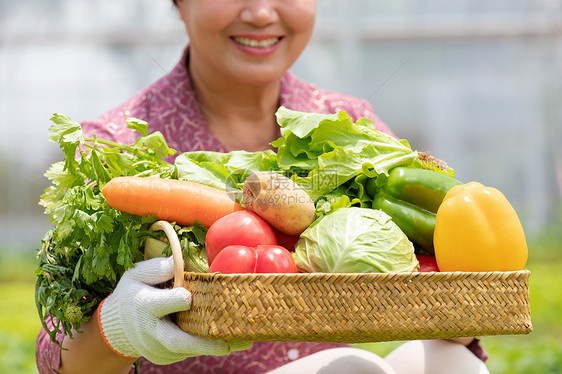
top-left (232, 66), bottom-right (288, 86)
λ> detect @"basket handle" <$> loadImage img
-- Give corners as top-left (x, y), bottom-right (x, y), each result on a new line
top-left (149, 220), bottom-right (184, 289)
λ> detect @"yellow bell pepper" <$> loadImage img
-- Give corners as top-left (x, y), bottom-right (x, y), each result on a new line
top-left (433, 182), bottom-right (528, 272)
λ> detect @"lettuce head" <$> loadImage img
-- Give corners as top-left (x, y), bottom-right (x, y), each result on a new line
top-left (293, 207), bottom-right (419, 273)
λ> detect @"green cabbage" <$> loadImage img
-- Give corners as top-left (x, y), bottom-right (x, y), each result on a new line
top-left (293, 207), bottom-right (419, 273)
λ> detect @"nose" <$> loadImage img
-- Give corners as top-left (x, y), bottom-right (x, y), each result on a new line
top-left (239, 0), bottom-right (279, 27)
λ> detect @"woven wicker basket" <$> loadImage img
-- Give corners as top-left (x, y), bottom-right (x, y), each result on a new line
top-left (150, 221), bottom-right (532, 343)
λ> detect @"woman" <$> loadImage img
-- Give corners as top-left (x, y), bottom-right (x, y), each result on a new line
top-left (36, 1), bottom-right (489, 373)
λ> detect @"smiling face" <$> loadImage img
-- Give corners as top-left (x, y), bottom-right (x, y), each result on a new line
top-left (176, 0), bottom-right (316, 87)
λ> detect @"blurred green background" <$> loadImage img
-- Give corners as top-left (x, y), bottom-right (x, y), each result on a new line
top-left (1, 0), bottom-right (561, 373)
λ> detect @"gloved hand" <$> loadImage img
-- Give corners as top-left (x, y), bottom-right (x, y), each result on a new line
top-left (97, 256), bottom-right (251, 364)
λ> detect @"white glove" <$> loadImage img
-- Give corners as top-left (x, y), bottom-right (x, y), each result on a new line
top-left (97, 256), bottom-right (251, 364)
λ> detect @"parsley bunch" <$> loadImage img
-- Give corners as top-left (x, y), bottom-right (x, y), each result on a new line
top-left (35, 114), bottom-right (204, 344)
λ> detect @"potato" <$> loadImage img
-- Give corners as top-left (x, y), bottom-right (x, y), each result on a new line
top-left (243, 172), bottom-right (316, 235)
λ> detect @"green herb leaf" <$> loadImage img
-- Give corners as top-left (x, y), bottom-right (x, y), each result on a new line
top-left (126, 117), bottom-right (149, 137)
top-left (48, 114), bottom-right (84, 145)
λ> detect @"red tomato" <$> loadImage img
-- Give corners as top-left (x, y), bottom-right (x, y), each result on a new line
top-left (272, 227), bottom-right (301, 252)
top-left (209, 244), bottom-right (298, 274)
top-left (417, 254), bottom-right (440, 272)
top-left (205, 211), bottom-right (278, 265)
top-left (208, 245), bottom-right (256, 274)
top-left (255, 245), bottom-right (298, 273)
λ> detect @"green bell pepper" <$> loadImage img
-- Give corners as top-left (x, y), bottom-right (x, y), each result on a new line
top-left (369, 167), bottom-right (462, 254)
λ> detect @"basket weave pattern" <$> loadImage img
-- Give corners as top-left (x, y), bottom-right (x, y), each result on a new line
top-left (174, 270), bottom-right (532, 343)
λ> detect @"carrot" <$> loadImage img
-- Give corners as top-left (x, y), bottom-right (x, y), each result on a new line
top-left (102, 176), bottom-right (244, 227)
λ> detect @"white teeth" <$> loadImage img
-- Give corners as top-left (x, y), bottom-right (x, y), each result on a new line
top-left (233, 36), bottom-right (280, 48)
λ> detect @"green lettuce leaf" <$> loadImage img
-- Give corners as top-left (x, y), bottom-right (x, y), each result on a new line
top-left (273, 108), bottom-right (421, 206)
top-left (174, 149), bottom-right (278, 203)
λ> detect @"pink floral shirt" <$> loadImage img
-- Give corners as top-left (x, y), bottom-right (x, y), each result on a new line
top-left (35, 47), bottom-right (484, 373)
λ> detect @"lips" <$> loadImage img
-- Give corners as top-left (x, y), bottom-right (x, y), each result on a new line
top-left (231, 36), bottom-right (282, 49)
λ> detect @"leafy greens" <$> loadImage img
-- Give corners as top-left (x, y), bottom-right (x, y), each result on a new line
top-left (36, 115), bottom-right (202, 344)
top-left (272, 107), bottom-right (422, 215)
